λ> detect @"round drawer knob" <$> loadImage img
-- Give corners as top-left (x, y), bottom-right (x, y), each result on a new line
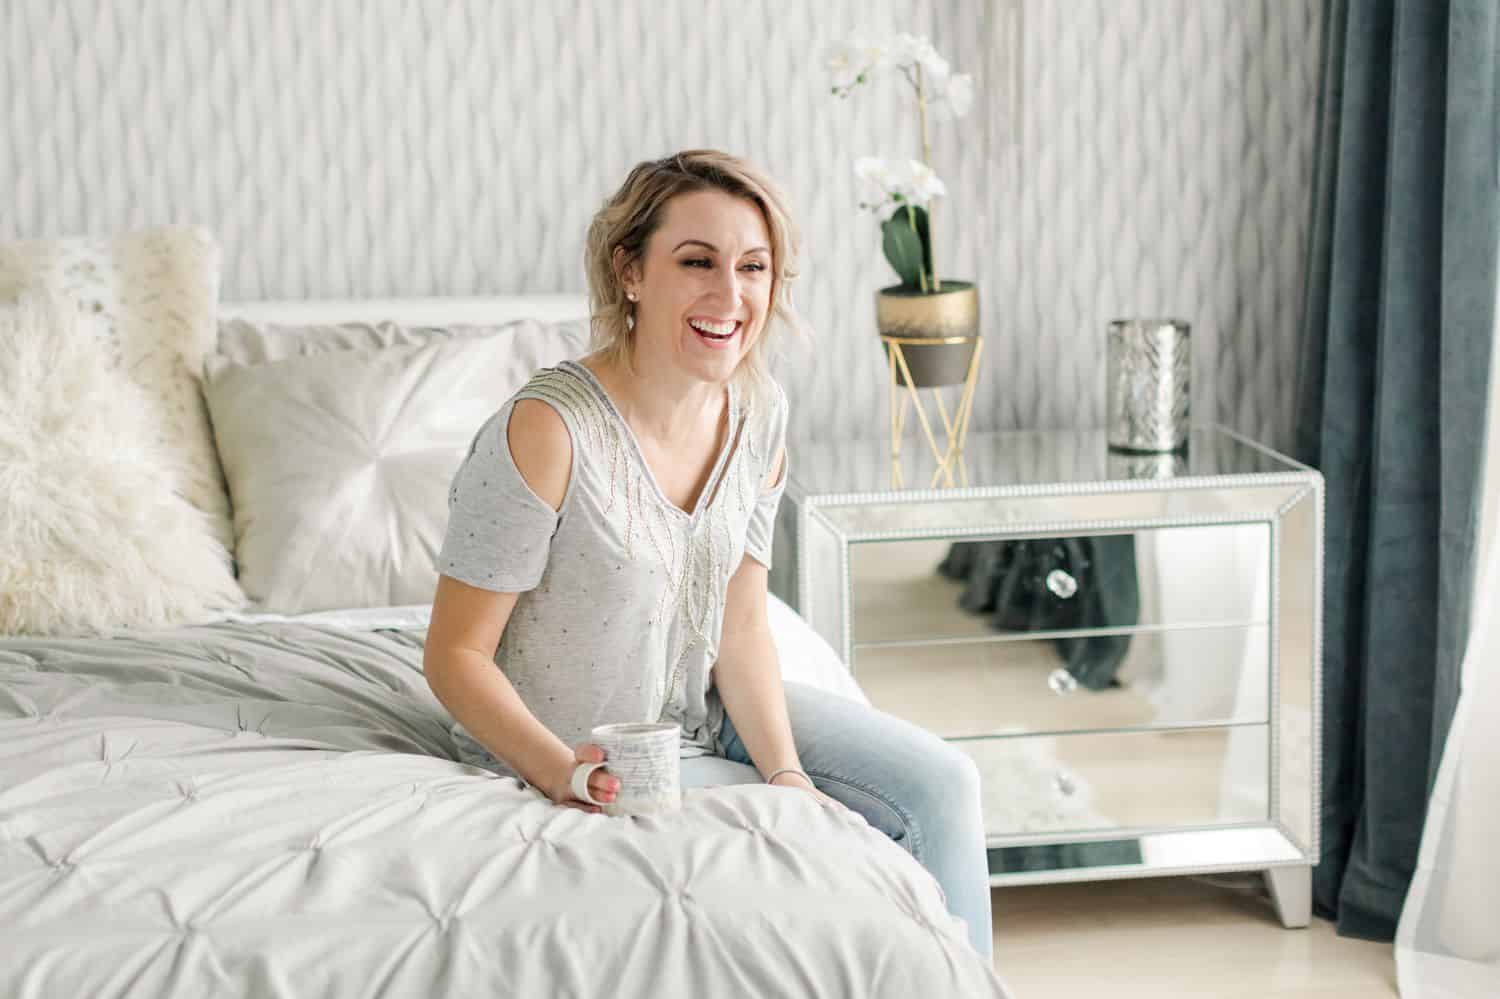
top-left (1045, 569), bottom-right (1078, 599)
top-left (1046, 668), bottom-right (1079, 695)
top-left (1053, 773), bottom-right (1077, 797)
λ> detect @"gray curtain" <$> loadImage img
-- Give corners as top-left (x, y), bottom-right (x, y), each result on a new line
top-left (1294, 0), bottom-right (1498, 940)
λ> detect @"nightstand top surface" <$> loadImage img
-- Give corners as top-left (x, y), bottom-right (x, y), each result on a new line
top-left (786, 424), bottom-right (1314, 500)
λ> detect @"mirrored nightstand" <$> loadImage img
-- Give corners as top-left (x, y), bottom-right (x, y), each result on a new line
top-left (769, 425), bottom-right (1322, 928)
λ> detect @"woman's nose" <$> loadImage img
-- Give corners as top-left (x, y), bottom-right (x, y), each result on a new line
top-left (710, 265), bottom-right (743, 304)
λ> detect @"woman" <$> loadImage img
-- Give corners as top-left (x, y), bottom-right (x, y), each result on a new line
top-left (423, 149), bottom-right (994, 960)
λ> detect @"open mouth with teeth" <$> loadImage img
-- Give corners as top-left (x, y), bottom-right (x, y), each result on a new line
top-left (687, 318), bottom-right (741, 344)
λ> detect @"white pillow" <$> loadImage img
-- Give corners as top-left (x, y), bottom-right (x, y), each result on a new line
top-left (201, 323), bottom-right (586, 613)
top-left (768, 592), bottom-right (869, 705)
top-left (0, 225), bottom-right (236, 553)
top-left (0, 294), bottom-right (245, 636)
top-left (214, 316), bottom-right (590, 365)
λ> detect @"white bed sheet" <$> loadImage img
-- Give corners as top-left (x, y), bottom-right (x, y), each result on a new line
top-left (0, 615), bottom-right (1005, 996)
top-left (212, 592), bottom-right (872, 707)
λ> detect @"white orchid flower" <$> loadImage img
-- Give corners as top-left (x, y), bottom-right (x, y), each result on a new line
top-left (928, 71), bottom-right (976, 120)
top-left (853, 156), bottom-right (899, 213)
top-left (890, 32), bottom-right (948, 79)
top-left (825, 30), bottom-right (959, 99)
top-left (853, 157), bottom-right (947, 216)
top-left (895, 158), bottom-right (947, 206)
top-left (827, 31), bottom-right (969, 291)
top-left (823, 31), bottom-right (892, 93)
top-left (823, 39), bottom-right (864, 90)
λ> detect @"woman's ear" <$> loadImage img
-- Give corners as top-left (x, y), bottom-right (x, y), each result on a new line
top-left (612, 246), bottom-right (639, 300)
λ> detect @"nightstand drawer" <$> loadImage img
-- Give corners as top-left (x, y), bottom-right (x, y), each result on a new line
top-left (954, 725), bottom-right (1270, 839)
top-left (853, 624), bottom-right (1269, 738)
top-left (849, 525), bottom-right (1270, 646)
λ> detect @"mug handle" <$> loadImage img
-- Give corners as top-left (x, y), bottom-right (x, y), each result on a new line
top-left (570, 761), bottom-right (609, 805)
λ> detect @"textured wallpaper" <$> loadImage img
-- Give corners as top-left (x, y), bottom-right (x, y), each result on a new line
top-left (2, 0), bottom-right (1322, 454)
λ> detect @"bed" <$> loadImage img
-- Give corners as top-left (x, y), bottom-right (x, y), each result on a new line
top-left (0, 292), bottom-right (1012, 997)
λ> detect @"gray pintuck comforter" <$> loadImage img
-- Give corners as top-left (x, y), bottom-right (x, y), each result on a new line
top-left (0, 621), bottom-right (1011, 997)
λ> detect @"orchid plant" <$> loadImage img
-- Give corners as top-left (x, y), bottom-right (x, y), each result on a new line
top-left (825, 31), bottom-right (975, 294)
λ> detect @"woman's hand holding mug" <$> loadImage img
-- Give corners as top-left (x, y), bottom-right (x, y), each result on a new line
top-left (573, 723), bottom-right (682, 816)
top-left (545, 742), bottom-right (619, 813)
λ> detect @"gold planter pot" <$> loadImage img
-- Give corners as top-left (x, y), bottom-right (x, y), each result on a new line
top-left (876, 280), bottom-right (984, 488)
top-left (875, 280), bottom-right (980, 387)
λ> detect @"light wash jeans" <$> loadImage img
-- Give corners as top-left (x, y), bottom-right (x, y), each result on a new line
top-left (682, 680), bottom-right (994, 961)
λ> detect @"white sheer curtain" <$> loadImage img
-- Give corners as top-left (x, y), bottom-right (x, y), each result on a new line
top-left (1395, 266), bottom-right (1500, 996)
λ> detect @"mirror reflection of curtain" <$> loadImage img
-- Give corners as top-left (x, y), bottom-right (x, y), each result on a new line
top-left (1293, 0), bottom-right (1497, 943)
top-left (936, 534), bottom-right (1140, 688)
top-left (988, 838), bottom-right (1143, 876)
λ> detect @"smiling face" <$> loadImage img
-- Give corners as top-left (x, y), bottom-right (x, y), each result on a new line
top-left (617, 188), bottom-right (774, 386)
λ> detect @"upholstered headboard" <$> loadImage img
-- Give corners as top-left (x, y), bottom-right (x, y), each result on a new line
top-left (217, 293), bottom-right (592, 327)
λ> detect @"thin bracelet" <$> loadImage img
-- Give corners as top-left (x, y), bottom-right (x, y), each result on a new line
top-left (766, 767), bottom-right (813, 787)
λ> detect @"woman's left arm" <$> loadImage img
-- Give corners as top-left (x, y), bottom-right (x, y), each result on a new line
top-left (714, 447), bottom-right (842, 809)
top-left (713, 549), bottom-right (805, 785)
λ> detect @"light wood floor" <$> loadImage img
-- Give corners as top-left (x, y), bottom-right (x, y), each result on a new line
top-left (990, 874), bottom-right (1396, 998)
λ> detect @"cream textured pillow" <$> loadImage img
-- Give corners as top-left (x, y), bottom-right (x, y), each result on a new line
top-left (0, 295), bottom-right (245, 636)
top-left (202, 323), bottom-right (585, 613)
top-left (215, 316), bottom-right (590, 365)
top-left (0, 225), bottom-right (236, 553)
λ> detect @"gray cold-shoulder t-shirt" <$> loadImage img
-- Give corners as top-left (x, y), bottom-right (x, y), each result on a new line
top-left (436, 359), bottom-right (789, 782)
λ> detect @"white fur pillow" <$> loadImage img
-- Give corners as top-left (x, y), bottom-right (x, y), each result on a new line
top-left (0, 295), bottom-right (245, 636)
top-left (0, 225), bottom-right (235, 553)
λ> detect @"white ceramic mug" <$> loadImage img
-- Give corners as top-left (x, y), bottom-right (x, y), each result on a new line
top-left (570, 722), bottom-right (682, 817)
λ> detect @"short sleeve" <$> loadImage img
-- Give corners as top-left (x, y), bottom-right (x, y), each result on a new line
top-left (436, 400), bottom-right (563, 592)
top-left (743, 384), bottom-right (789, 569)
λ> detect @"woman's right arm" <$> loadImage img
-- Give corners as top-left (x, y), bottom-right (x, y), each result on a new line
top-left (423, 399), bottom-right (616, 810)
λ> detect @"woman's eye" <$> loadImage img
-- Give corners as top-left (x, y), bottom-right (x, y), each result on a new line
top-left (683, 258), bottom-right (766, 272)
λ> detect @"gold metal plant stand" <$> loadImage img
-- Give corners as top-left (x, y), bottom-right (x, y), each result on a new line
top-left (883, 333), bottom-right (984, 489)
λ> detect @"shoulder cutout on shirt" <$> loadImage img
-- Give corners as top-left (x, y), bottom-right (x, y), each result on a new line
top-left (507, 397), bottom-right (573, 513)
top-left (763, 445), bottom-right (786, 492)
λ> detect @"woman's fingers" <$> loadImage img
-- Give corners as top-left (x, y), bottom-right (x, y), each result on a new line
top-left (771, 781), bottom-right (850, 815)
top-left (814, 789), bottom-right (851, 814)
top-left (561, 742), bottom-right (613, 809)
top-left (589, 769), bottom-right (619, 802)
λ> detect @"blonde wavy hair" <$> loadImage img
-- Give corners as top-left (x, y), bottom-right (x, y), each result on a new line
top-left (583, 149), bottom-right (810, 401)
